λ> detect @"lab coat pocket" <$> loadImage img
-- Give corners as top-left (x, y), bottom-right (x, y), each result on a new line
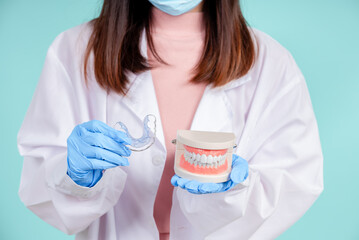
top-left (175, 170), bottom-right (255, 237)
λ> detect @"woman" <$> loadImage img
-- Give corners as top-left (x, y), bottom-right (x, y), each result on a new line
top-left (17, 0), bottom-right (323, 239)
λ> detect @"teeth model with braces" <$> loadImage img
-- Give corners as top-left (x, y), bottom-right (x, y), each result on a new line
top-left (173, 130), bottom-right (236, 183)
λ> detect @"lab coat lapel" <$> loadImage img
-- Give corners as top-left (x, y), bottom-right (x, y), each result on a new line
top-left (190, 75), bottom-right (252, 133)
top-left (190, 85), bottom-right (233, 133)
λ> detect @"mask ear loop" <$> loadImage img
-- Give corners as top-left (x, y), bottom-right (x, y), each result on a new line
top-left (114, 114), bottom-right (157, 152)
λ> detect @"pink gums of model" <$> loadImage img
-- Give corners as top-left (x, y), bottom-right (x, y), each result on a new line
top-left (179, 145), bottom-right (228, 175)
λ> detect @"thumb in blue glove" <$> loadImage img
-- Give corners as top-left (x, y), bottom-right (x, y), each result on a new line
top-left (67, 120), bottom-right (132, 187)
top-left (171, 154), bottom-right (248, 194)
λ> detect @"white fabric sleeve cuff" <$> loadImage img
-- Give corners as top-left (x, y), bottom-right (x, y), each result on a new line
top-left (49, 166), bottom-right (127, 199)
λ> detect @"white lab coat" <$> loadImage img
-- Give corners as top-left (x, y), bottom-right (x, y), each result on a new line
top-left (18, 23), bottom-right (323, 240)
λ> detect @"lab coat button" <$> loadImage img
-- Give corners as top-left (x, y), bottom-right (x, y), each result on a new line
top-left (152, 155), bottom-right (164, 166)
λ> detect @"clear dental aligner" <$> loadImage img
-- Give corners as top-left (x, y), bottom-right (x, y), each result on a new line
top-left (115, 114), bottom-right (156, 152)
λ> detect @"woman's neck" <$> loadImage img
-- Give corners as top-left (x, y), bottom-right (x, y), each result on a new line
top-left (150, 7), bottom-right (205, 37)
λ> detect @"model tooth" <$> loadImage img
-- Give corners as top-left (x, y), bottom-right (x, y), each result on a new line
top-left (214, 156), bottom-right (218, 162)
top-left (195, 153), bottom-right (200, 162)
top-left (214, 161), bottom-right (218, 168)
top-left (190, 157), bottom-right (194, 164)
top-left (201, 154), bottom-right (207, 164)
top-left (208, 155), bottom-right (213, 164)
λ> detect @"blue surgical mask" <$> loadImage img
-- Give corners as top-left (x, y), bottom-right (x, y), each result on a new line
top-left (148, 0), bottom-right (203, 16)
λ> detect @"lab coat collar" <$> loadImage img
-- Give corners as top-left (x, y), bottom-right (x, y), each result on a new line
top-left (121, 30), bottom-right (252, 150)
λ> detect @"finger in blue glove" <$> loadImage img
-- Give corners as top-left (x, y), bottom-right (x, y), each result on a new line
top-left (81, 120), bottom-right (132, 145)
top-left (230, 154), bottom-right (249, 183)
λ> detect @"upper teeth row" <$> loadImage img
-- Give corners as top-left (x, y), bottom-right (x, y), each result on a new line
top-left (184, 150), bottom-right (226, 168)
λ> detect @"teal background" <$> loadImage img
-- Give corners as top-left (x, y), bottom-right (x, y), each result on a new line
top-left (0, 0), bottom-right (358, 239)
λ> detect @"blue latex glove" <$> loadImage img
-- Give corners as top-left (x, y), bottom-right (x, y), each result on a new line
top-left (67, 120), bottom-right (132, 187)
top-left (171, 154), bottom-right (248, 194)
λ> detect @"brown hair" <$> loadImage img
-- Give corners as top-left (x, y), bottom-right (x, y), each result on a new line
top-left (84, 0), bottom-right (256, 95)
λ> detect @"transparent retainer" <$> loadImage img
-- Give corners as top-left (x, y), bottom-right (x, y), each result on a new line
top-left (115, 114), bottom-right (156, 152)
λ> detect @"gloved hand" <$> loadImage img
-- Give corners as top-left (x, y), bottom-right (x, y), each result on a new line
top-left (171, 154), bottom-right (248, 194)
top-left (67, 120), bottom-right (132, 187)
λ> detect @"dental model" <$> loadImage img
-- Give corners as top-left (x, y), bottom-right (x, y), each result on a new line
top-left (173, 130), bottom-right (236, 183)
top-left (115, 114), bottom-right (156, 152)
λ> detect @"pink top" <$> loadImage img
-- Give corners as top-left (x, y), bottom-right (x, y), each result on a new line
top-left (148, 7), bottom-right (206, 240)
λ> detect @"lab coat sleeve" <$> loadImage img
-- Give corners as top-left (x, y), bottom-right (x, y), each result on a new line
top-left (17, 44), bottom-right (127, 235)
top-left (175, 66), bottom-right (323, 239)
